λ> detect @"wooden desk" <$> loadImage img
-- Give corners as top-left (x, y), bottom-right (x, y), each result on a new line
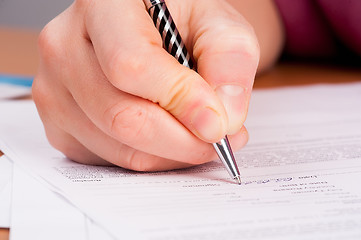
top-left (0, 27), bottom-right (360, 240)
top-left (0, 27), bottom-right (39, 76)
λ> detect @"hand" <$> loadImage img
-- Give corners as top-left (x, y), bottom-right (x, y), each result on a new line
top-left (32, 0), bottom-right (259, 171)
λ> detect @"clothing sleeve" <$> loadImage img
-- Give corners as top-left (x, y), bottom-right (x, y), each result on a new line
top-left (274, 0), bottom-right (361, 58)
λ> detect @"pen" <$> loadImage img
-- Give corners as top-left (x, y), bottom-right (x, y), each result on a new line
top-left (143, 0), bottom-right (242, 184)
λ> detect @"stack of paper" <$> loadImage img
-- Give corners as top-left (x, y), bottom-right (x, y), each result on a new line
top-left (0, 155), bottom-right (113, 240)
top-left (1, 83), bottom-right (361, 239)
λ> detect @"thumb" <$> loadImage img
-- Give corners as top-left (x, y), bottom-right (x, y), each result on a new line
top-left (190, 0), bottom-right (260, 135)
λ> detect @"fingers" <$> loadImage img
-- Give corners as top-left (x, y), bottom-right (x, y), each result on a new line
top-left (83, 0), bottom-right (228, 142)
top-left (54, 26), bottom-right (216, 163)
top-left (34, 8), bottom-right (229, 168)
top-left (33, 0), bottom-right (254, 172)
top-left (42, 120), bottom-right (111, 166)
top-left (186, 0), bottom-right (260, 135)
top-left (33, 73), bottom-right (196, 171)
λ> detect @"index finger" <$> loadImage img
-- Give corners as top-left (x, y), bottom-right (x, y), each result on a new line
top-left (83, 0), bottom-right (228, 142)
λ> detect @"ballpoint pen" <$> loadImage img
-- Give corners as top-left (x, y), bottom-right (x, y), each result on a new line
top-left (143, 0), bottom-right (242, 184)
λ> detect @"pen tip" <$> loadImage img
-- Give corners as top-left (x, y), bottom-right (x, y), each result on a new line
top-left (235, 175), bottom-right (242, 185)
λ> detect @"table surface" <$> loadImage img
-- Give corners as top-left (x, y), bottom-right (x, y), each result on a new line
top-left (0, 27), bottom-right (360, 240)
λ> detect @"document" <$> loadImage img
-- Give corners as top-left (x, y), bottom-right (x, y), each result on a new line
top-left (1, 153), bottom-right (114, 240)
top-left (0, 84), bottom-right (31, 99)
top-left (0, 155), bottom-right (12, 228)
top-left (10, 161), bottom-right (87, 240)
top-left (0, 83), bottom-right (361, 239)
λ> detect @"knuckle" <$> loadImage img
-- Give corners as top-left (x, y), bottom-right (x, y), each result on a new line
top-left (45, 127), bottom-right (98, 166)
top-left (222, 32), bottom-right (259, 60)
top-left (81, 0), bottom-right (97, 27)
top-left (238, 32), bottom-right (260, 63)
top-left (108, 47), bottom-right (148, 87)
top-left (127, 154), bottom-right (148, 172)
top-left (32, 76), bottom-right (51, 111)
top-left (44, 129), bottom-right (71, 158)
top-left (47, 134), bottom-right (68, 157)
top-left (126, 151), bottom-right (159, 172)
top-left (115, 147), bottom-right (149, 172)
top-left (49, 138), bottom-right (83, 164)
top-left (37, 22), bottom-right (64, 64)
top-left (74, 0), bottom-right (92, 8)
top-left (104, 102), bottom-right (148, 146)
top-left (158, 72), bottom-right (194, 115)
top-left (195, 24), bottom-right (260, 65)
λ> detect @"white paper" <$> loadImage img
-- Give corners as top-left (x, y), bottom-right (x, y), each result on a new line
top-left (0, 83), bottom-right (361, 239)
top-left (0, 154), bottom-right (112, 240)
top-left (10, 159), bottom-right (87, 240)
top-left (0, 155), bottom-right (12, 228)
top-left (0, 84), bottom-right (31, 100)
top-left (85, 218), bottom-right (116, 240)
top-left (0, 155), bottom-right (12, 191)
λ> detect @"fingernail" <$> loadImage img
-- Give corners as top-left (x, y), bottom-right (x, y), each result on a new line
top-left (191, 107), bottom-right (225, 142)
top-left (216, 85), bottom-right (247, 135)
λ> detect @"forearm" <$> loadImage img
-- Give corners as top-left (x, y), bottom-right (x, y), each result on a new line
top-left (226, 0), bottom-right (285, 73)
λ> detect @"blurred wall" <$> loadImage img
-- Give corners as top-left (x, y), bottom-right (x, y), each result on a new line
top-left (0, 0), bottom-right (73, 29)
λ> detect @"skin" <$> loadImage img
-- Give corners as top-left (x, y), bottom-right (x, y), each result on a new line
top-left (32, 0), bottom-right (284, 171)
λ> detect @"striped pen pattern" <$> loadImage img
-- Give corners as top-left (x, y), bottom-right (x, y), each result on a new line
top-left (149, 2), bottom-right (194, 69)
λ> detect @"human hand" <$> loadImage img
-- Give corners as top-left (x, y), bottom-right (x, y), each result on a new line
top-left (32, 0), bottom-right (259, 171)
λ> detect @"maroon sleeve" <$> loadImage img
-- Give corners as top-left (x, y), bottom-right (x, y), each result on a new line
top-left (316, 0), bottom-right (361, 56)
top-left (274, 0), bottom-right (361, 58)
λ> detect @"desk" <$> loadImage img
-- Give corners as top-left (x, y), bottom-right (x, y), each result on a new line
top-left (0, 27), bottom-right (360, 240)
top-left (0, 28), bottom-right (39, 76)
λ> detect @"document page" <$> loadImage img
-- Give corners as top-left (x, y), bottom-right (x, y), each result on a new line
top-left (0, 155), bottom-right (12, 228)
top-left (0, 84), bottom-right (31, 99)
top-left (0, 155), bottom-right (113, 240)
top-left (10, 161), bottom-right (87, 240)
top-left (0, 83), bottom-right (361, 239)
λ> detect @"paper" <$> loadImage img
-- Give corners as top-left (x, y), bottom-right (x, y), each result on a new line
top-left (10, 159), bottom-right (87, 240)
top-left (1, 153), bottom-right (114, 239)
top-left (0, 155), bottom-right (12, 228)
top-left (0, 83), bottom-right (361, 239)
top-left (0, 84), bottom-right (31, 99)
top-left (1, 153), bottom-right (113, 240)
top-left (0, 155), bottom-right (12, 191)
top-left (0, 74), bottom-right (32, 99)
top-left (85, 218), bottom-right (116, 240)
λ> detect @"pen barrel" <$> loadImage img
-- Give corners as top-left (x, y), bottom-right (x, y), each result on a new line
top-left (148, 1), bottom-right (194, 69)
top-left (143, 0), bottom-right (164, 10)
top-left (145, 0), bottom-right (241, 182)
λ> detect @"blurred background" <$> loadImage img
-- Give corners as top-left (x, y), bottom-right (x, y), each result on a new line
top-left (0, 0), bottom-right (73, 76)
top-left (0, 0), bottom-right (73, 29)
